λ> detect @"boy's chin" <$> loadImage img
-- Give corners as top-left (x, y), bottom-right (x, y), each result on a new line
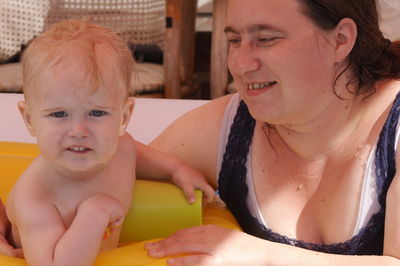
top-left (55, 162), bottom-right (108, 179)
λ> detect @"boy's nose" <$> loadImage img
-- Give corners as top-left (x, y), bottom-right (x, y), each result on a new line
top-left (68, 121), bottom-right (89, 138)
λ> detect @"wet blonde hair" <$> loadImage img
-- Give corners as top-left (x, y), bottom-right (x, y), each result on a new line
top-left (21, 19), bottom-right (134, 98)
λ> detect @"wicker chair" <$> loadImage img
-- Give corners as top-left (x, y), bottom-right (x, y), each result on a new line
top-left (0, 0), bottom-right (197, 98)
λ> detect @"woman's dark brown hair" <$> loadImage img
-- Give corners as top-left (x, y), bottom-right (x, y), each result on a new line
top-left (300, 0), bottom-right (400, 95)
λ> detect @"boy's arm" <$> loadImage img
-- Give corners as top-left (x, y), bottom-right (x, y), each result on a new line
top-left (0, 199), bottom-right (22, 258)
top-left (0, 199), bottom-right (9, 238)
top-left (14, 194), bottom-right (123, 266)
top-left (135, 141), bottom-right (215, 203)
top-left (135, 140), bottom-right (185, 179)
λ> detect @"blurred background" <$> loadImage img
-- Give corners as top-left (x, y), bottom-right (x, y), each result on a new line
top-left (0, 0), bottom-right (399, 100)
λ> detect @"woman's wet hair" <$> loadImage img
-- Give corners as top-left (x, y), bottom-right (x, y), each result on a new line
top-left (300, 0), bottom-right (400, 95)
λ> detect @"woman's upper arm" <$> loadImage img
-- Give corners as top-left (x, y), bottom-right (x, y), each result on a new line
top-left (150, 95), bottom-right (233, 188)
top-left (384, 153), bottom-right (400, 259)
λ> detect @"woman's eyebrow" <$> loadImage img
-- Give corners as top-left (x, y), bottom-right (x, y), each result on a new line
top-left (224, 24), bottom-right (282, 34)
top-left (249, 24), bottom-right (281, 33)
top-left (223, 26), bottom-right (238, 34)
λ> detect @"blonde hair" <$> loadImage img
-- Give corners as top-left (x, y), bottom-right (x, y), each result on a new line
top-left (21, 19), bottom-right (134, 98)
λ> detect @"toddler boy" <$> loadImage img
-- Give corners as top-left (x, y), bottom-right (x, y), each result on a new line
top-left (5, 20), bottom-right (214, 266)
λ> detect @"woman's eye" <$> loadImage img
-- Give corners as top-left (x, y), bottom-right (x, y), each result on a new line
top-left (257, 37), bottom-right (278, 45)
top-left (227, 38), bottom-right (241, 47)
top-left (50, 111), bottom-right (67, 118)
top-left (89, 110), bottom-right (107, 117)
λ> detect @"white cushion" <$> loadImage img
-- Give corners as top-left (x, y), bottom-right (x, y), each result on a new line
top-left (0, 93), bottom-right (209, 144)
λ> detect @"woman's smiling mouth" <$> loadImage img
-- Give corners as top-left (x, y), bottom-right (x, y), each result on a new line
top-left (248, 81), bottom-right (278, 91)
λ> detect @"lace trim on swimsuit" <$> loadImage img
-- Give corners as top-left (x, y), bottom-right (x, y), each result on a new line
top-left (218, 93), bottom-right (400, 255)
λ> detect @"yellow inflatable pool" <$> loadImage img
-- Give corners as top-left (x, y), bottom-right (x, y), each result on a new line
top-left (0, 142), bottom-right (239, 265)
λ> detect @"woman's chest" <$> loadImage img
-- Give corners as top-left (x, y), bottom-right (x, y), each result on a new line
top-left (250, 138), bottom-right (376, 244)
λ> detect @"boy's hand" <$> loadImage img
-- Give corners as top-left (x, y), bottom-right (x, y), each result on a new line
top-left (172, 165), bottom-right (215, 204)
top-left (0, 235), bottom-right (23, 258)
top-left (0, 198), bottom-right (23, 258)
top-left (79, 194), bottom-right (125, 234)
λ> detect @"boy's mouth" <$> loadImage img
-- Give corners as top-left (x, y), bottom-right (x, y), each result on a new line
top-left (68, 146), bottom-right (91, 152)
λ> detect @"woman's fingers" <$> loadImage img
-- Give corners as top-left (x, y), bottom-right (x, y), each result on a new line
top-left (146, 226), bottom-right (212, 256)
top-left (146, 225), bottom-right (236, 258)
top-left (146, 236), bottom-right (201, 257)
top-left (146, 225), bottom-right (267, 265)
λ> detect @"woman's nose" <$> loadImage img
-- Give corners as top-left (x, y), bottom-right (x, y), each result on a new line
top-left (68, 120), bottom-right (89, 138)
top-left (229, 43), bottom-right (261, 75)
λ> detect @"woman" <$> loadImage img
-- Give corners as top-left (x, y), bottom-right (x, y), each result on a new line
top-left (145, 0), bottom-right (400, 264)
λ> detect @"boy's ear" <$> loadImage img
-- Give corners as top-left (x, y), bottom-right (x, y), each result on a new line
top-left (119, 97), bottom-right (135, 136)
top-left (332, 18), bottom-right (357, 63)
top-left (18, 101), bottom-right (36, 137)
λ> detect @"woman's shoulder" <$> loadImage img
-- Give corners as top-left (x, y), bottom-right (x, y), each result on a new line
top-left (180, 93), bottom-right (237, 122)
top-left (364, 79), bottom-right (400, 110)
top-left (151, 94), bottom-right (236, 145)
top-left (376, 79), bottom-right (400, 94)
top-left (150, 94), bottom-right (237, 186)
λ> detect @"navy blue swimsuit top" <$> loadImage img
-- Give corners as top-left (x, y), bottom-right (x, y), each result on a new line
top-left (218, 93), bottom-right (400, 255)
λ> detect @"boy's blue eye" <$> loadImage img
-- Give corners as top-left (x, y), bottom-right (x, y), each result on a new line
top-left (50, 111), bottom-right (68, 118)
top-left (89, 110), bottom-right (107, 117)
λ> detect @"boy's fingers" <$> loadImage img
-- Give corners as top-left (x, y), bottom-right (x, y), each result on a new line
top-left (206, 187), bottom-right (216, 201)
top-left (110, 218), bottom-right (123, 228)
top-left (181, 185), bottom-right (196, 204)
top-left (197, 184), bottom-right (215, 203)
top-left (14, 248), bottom-right (24, 259)
top-left (0, 236), bottom-right (23, 258)
top-left (186, 195), bottom-right (195, 204)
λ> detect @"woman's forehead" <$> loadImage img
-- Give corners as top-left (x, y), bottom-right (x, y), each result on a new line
top-left (226, 0), bottom-right (306, 33)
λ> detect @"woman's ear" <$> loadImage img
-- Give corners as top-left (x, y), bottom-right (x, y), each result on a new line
top-left (333, 18), bottom-right (357, 63)
top-left (18, 101), bottom-right (36, 137)
top-left (119, 97), bottom-right (135, 136)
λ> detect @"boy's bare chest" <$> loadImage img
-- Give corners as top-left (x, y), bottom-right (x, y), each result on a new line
top-left (55, 171), bottom-right (135, 229)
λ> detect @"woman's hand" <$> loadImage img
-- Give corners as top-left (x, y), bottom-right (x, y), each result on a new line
top-left (145, 224), bottom-right (269, 265)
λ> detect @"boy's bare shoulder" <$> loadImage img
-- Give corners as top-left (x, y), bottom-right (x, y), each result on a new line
top-left (9, 158), bottom-right (46, 194)
top-left (6, 157), bottom-right (52, 220)
top-left (117, 133), bottom-right (137, 157)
